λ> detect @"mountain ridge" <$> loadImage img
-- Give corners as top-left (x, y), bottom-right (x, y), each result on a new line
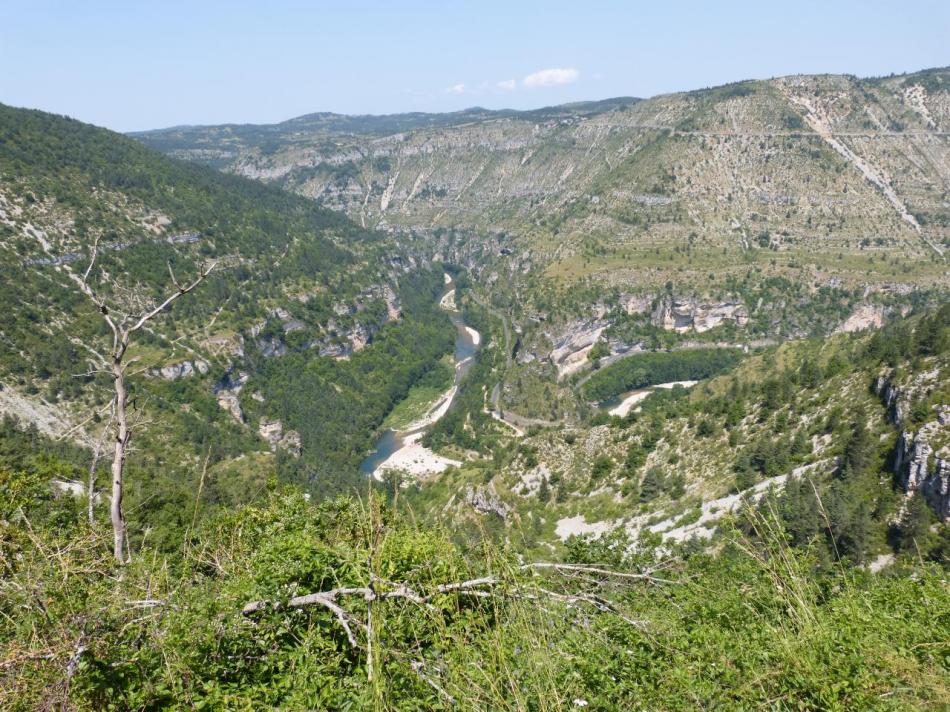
top-left (131, 66), bottom-right (950, 283)
top-left (130, 65), bottom-right (950, 137)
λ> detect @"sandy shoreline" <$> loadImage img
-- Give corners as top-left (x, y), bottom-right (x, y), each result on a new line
top-left (606, 380), bottom-right (700, 417)
top-left (608, 390), bottom-right (652, 417)
top-left (372, 432), bottom-right (461, 479)
top-left (654, 380), bottom-right (699, 390)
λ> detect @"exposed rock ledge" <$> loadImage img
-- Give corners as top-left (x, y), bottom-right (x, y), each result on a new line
top-left (876, 373), bottom-right (950, 520)
top-left (650, 297), bottom-right (748, 334)
top-left (151, 359), bottom-right (209, 380)
top-left (894, 420), bottom-right (950, 521)
top-left (837, 304), bottom-right (886, 333)
top-left (258, 418), bottom-right (301, 457)
top-left (547, 321), bottom-right (607, 379)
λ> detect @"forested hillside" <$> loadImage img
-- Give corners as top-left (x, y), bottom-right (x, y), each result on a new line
top-left (0, 104), bottom-right (458, 536)
top-left (133, 69), bottom-right (950, 429)
top-left (407, 305), bottom-right (950, 566)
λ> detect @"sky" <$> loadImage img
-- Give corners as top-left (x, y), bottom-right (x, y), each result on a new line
top-left (1, 0), bottom-right (947, 132)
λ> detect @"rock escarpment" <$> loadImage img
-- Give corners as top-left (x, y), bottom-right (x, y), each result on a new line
top-left (894, 421), bottom-right (950, 521)
top-left (151, 359), bottom-right (210, 380)
top-left (547, 321), bottom-right (607, 378)
top-left (650, 297), bottom-right (749, 334)
top-left (876, 374), bottom-right (950, 520)
top-left (258, 418), bottom-right (302, 456)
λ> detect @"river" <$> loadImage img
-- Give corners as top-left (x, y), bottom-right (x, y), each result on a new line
top-left (358, 274), bottom-right (478, 477)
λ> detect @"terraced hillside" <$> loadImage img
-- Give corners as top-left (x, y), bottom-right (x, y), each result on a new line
top-left (136, 68), bottom-right (950, 300)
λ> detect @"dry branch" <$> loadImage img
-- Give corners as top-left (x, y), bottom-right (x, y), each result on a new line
top-left (241, 564), bottom-right (670, 649)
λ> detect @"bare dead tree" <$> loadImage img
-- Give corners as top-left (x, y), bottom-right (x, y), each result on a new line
top-left (68, 236), bottom-right (215, 562)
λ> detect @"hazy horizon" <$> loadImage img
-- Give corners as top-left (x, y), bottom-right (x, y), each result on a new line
top-left (2, 0), bottom-right (948, 133)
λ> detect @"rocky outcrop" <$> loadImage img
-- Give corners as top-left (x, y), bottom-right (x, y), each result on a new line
top-left (152, 359), bottom-right (210, 380)
top-left (256, 337), bottom-right (287, 359)
top-left (547, 321), bottom-right (607, 378)
top-left (894, 423), bottom-right (950, 521)
top-left (652, 298), bottom-right (748, 334)
top-left (879, 371), bottom-right (950, 520)
top-left (315, 322), bottom-right (372, 359)
top-left (875, 375), bottom-right (906, 425)
top-left (381, 285), bottom-right (401, 321)
top-left (214, 370), bottom-right (249, 424)
top-left (838, 304), bottom-right (886, 333)
top-left (258, 418), bottom-right (301, 456)
top-left (621, 294), bottom-right (653, 315)
top-left (464, 484), bottom-right (510, 519)
top-left (876, 370), bottom-right (945, 427)
top-left (309, 283), bottom-right (402, 359)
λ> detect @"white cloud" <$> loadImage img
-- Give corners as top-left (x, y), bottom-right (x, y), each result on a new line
top-left (496, 79), bottom-right (517, 91)
top-left (523, 67), bottom-right (580, 88)
top-left (445, 83), bottom-right (466, 94)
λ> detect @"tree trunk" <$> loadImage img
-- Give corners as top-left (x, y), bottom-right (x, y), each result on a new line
top-left (87, 446), bottom-right (98, 527)
top-left (111, 358), bottom-right (128, 563)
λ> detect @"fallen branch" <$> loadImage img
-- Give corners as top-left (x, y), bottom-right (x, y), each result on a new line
top-left (411, 660), bottom-right (456, 704)
top-left (520, 562), bottom-right (675, 584)
top-left (241, 563), bottom-right (670, 647)
top-left (242, 588), bottom-right (370, 647)
top-left (0, 649), bottom-right (57, 669)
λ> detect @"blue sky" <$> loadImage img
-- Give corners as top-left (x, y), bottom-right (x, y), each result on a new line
top-left (1, 0), bottom-right (947, 132)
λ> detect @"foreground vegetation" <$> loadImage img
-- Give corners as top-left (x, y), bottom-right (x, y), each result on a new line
top-left (2, 471), bottom-right (948, 710)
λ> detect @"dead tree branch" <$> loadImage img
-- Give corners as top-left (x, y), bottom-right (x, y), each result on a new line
top-left (241, 564), bottom-right (671, 649)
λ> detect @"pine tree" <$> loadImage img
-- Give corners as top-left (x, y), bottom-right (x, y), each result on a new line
top-left (897, 493), bottom-right (937, 553)
top-left (537, 476), bottom-right (550, 503)
top-left (838, 411), bottom-right (874, 479)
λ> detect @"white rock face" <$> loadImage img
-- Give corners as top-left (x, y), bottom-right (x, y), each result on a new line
top-left (382, 285), bottom-right (402, 321)
top-left (215, 370), bottom-right (249, 424)
top-left (548, 321), bottom-right (606, 378)
top-left (0, 385), bottom-right (72, 438)
top-left (621, 294), bottom-right (653, 315)
top-left (464, 483), bottom-right (510, 519)
top-left (258, 418), bottom-right (301, 456)
top-left (217, 392), bottom-right (244, 423)
top-left (550, 322), bottom-right (606, 364)
top-left (879, 371), bottom-right (949, 520)
top-left (51, 479), bottom-right (87, 498)
top-left (652, 298), bottom-right (748, 333)
top-left (838, 304), bottom-right (886, 333)
top-left (897, 423), bottom-right (950, 520)
top-left (154, 360), bottom-right (209, 380)
top-left (554, 515), bottom-right (612, 540)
